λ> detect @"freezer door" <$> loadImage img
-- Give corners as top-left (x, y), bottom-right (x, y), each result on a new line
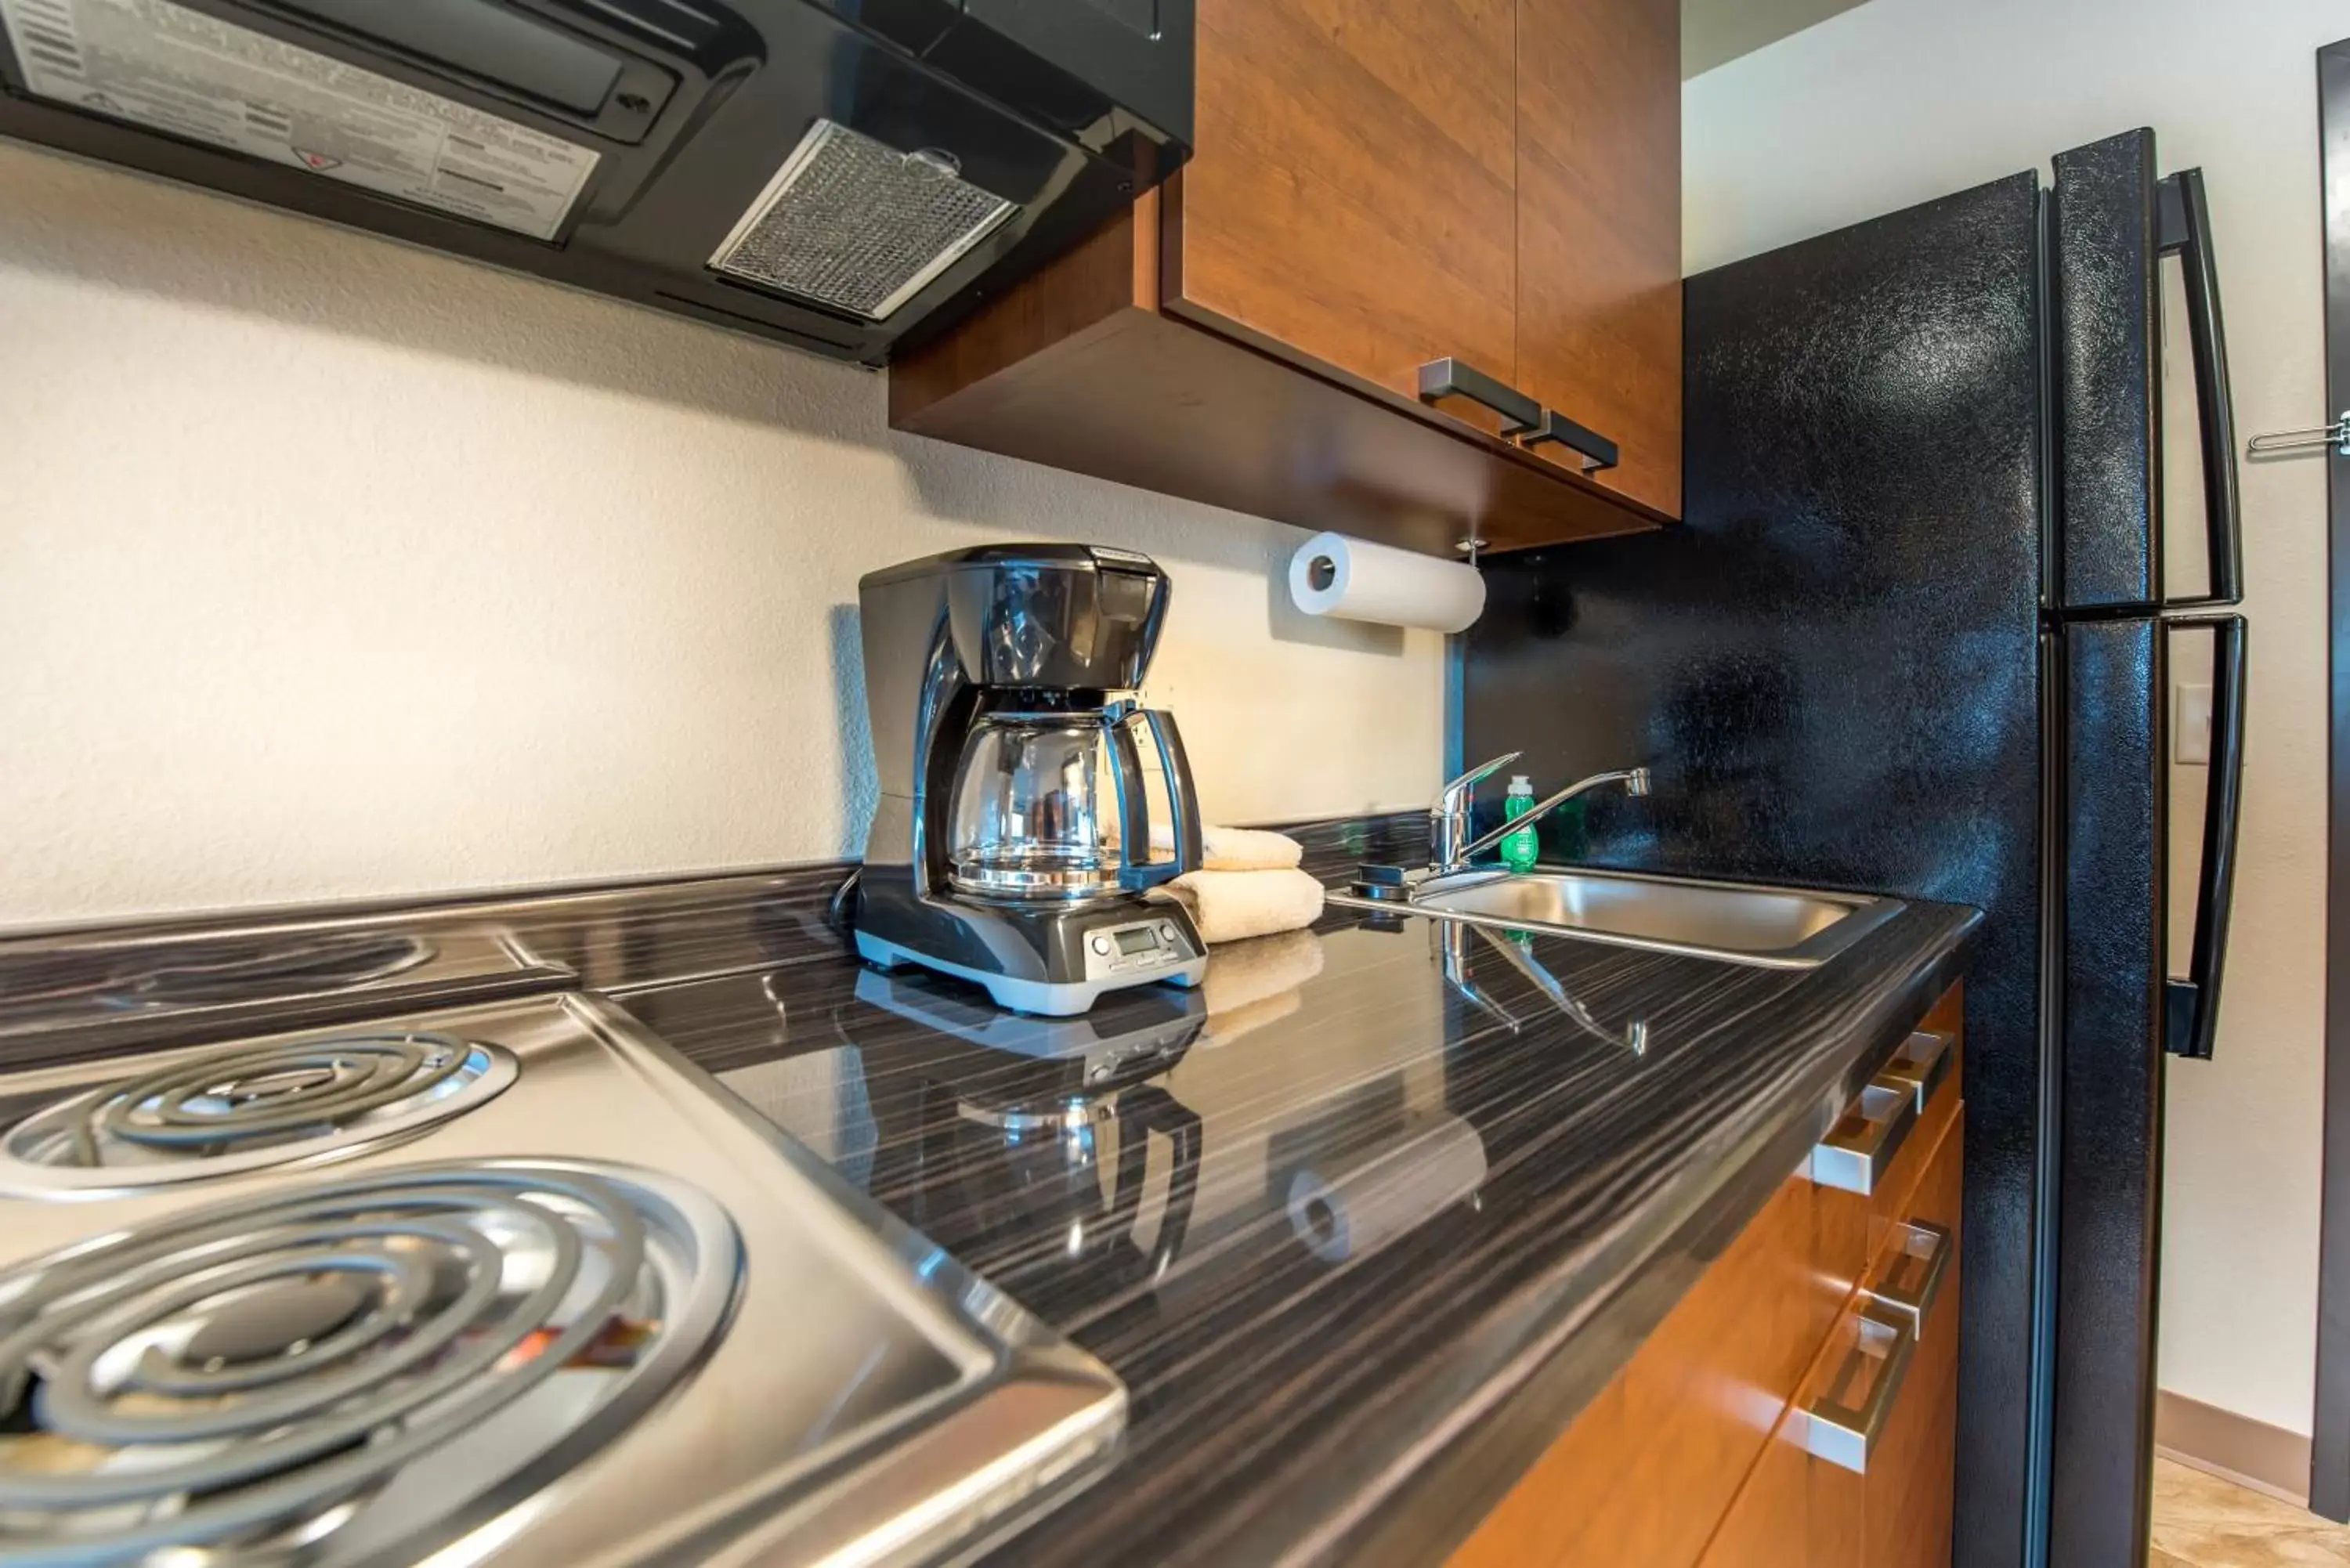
top-left (2052, 129), bottom-right (2243, 610)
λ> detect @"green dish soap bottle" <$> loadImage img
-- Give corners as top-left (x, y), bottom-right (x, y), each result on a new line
top-left (1499, 775), bottom-right (1540, 873)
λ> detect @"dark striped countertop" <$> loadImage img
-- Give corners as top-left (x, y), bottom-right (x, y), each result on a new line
top-left (615, 876), bottom-right (1980, 1566)
top-left (0, 822), bottom-right (1978, 1566)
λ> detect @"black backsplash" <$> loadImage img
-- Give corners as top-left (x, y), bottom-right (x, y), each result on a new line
top-left (1463, 170), bottom-right (2048, 1568)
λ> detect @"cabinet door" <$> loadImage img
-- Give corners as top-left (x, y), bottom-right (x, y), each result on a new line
top-left (1452, 1170), bottom-right (1846, 1567)
top-left (1515, 0), bottom-right (1683, 515)
top-left (1696, 1336), bottom-right (1864, 1568)
top-left (1864, 1110), bottom-right (1962, 1568)
top-left (1166, 0), bottom-right (1520, 417)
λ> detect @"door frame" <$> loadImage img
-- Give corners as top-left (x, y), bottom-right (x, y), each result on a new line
top-left (2309, 33), bottom-right (2350, 1524)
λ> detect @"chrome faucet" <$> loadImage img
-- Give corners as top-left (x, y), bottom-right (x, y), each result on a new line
top-left (1354, 756), bottom-right (1652, 903)
top-left (1430, 752), bottom-right (1520, 871)
top-left (1431, 755), bottom-right (1652, 876)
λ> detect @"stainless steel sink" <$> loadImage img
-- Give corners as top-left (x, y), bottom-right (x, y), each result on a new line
top-left (1331, 867), bottom-right (1904, 970)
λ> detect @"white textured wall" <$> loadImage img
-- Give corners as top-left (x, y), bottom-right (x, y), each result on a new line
top-left (1688, 0), bottom-right (2336, 1440)
top-left (0, 140), bottom-right (1444, 930)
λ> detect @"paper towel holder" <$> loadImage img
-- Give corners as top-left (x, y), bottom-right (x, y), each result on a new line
top-left (1454, 535), bottom-right (1488, 565)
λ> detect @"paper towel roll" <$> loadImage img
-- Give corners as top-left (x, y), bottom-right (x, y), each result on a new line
top-left (1287, 531), bottom-right (1488, 633)
top-left (1285, 1112), bottom-right (1488, 1264)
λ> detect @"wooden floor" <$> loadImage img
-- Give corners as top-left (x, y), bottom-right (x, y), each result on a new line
top-left (2151, 1458), bottom-right (2350, 1566)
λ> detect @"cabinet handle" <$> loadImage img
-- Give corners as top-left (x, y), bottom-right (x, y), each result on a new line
top-left (1805, 1299), bottom-right (1918, 1474)
top-left (1417, 357), bottom-right (1542, 436)
top-left (1877, 1030), bottom-right (1954, 1115)
top-left (1517, 406), bottom-right (1621, 473)
top-left (1811, 1080), bottom-right (1918, 1196)
top-left (1866, 1219), bottom-right (1954, 1328)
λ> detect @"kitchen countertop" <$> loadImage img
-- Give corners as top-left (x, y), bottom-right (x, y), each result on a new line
top-left (0, 823), bottom-right (1979, 1566)
top-left (613, 871), bottom-right (1981, 1566)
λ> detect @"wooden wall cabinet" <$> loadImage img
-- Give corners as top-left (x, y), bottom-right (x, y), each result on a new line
top-left (1166, 0), bottom-right (1521, 416)
top-left (890, 0), bottom-right (1682, 557)
top-left (1452, 984), bottom-right (1966, 1568)
top-left (1515, 0), bottom-right (1683, 517)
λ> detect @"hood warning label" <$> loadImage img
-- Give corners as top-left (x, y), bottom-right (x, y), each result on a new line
top-left (0, 0), bottom-right (600, 241)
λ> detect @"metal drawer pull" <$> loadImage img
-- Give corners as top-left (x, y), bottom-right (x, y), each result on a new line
top-left (1805, 1299), bottom-right (1918, 1474)
top-left (1811, 1080), bottom-right (1918, 1196)
top-left (1866, 1219), bottom-right (1954, 1328)
top-left (1416, 357), bottom-right (1542, 436)
top-left (1517, 406), bottom-right (1620, 473)
top-left (1878, 1030), bottom-right (1954, 1114)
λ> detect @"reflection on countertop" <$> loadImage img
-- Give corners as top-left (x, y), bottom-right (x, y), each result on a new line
top-left (616, 891), bottom-right (1981, 1568)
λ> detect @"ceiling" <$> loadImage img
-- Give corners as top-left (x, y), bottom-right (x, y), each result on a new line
top-left (1682, 0), bottom-right (1875, 78)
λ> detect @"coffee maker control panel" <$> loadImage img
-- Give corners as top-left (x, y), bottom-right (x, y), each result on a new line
top-left (1083, 919), bottom-right (1197, 979)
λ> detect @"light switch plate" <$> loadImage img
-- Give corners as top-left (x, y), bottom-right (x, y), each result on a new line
top-left (2175, 681), bottom-right (2213, 765)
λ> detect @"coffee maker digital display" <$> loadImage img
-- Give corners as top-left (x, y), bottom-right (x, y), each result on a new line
top-left (851, 544), bottom-right (1209, 1015)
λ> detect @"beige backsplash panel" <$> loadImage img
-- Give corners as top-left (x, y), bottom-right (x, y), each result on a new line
top-left (0, 142), bottom-right (1444, 928)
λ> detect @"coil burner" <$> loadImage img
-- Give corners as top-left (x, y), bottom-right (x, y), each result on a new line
top-left (0, 1033), bottom-right (519, 1198)
top-left (0, 1158), bottom-right (739, 1566)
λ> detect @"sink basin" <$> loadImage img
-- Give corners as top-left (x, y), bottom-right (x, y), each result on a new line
top-left (1333, 867), bottom-right (1904, 969)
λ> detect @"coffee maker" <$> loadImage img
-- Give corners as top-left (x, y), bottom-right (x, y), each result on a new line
top-left (852, 544), bottom-right (1208, 1015)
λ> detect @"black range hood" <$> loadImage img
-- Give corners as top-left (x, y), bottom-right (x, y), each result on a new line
top-left (0, 0), bottom-right (1192, 363)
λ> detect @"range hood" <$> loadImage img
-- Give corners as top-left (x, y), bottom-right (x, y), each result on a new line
top-left (0, 0), bottom-right (1193, 363)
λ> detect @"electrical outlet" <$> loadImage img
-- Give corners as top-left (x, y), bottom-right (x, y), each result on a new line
top-left (2175, 681), bottom-right (2213, 765)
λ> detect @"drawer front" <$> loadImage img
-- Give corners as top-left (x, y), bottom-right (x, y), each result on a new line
top-left (1813, 983), bottom-right (1965, 1299)
top-left (1712, 1109), bottom-right (1961, 1568)
top-left (1867, 1022), bottom-right (1962, 1274)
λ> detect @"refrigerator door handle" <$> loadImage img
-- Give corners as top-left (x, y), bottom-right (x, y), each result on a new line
top-left (2157, 169), bottom-right (2245, 608)
top-left (2165, 613), bottom-right (2249, 1058)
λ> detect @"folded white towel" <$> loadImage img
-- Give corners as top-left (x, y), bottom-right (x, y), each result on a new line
top-left (1148, 866), bottom-right (1325, 945)
top-left (1133, 823), bottom-right (1306, 873)
top-left (1196, 826), bottom-right (1304, 873)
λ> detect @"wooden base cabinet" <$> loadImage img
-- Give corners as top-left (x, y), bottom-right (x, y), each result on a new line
top-left (1701, 1107), bottom-right (1963, 1568)
top-left (890, 0), bottom-right (1682, 557)
top-left (1452, 985), bottom-right (1965, 1568)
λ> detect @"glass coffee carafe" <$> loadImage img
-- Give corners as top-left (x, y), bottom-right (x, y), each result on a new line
top-left (947, 705), bottom-right (1197, 901)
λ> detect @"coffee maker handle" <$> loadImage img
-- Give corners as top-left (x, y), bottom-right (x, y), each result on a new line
top-left (1112, 708), bottom-right (1204, 891)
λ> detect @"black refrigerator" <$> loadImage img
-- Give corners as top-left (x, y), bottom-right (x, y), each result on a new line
top-left (1462, 128), bottom-right (2248, 1568)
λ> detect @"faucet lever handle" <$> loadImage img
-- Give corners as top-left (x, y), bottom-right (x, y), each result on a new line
top-left (1438, 752), bottom-right (1522, 807)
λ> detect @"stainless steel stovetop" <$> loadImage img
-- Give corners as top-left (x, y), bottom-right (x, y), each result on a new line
top-left (0, 992), bottom-right (1125, 1566)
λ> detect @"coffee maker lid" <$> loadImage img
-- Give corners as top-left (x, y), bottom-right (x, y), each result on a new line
top-left (863, 543), bottom-right (1173, 692)
top-left (859, 542), bottom-right (1160, 588)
